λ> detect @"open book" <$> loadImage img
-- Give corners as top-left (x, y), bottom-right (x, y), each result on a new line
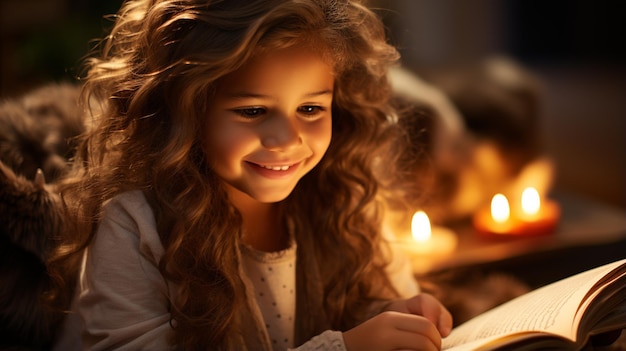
top-left (442, 259), bottom-right (626, 351)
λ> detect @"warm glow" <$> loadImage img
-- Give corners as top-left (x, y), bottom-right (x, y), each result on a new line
top-left (522, 187), bottom-right (541, 216)
top-left (411, 211), bottom-right (432, 242)
top-left (491, 193), bottom-right (510, 223)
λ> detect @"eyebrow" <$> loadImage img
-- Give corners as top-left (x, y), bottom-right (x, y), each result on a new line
top-left (224, 89), bottom-right (334, 100)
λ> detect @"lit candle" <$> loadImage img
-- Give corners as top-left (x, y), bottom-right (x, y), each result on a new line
top-left (395, 211), bottom-right (458, 256)
top-left (491, 193), bottom-right (510, 224)
top-left (519, 187), bottom-right (541, 220)
top-left (473, 187), bottom-right (560, 238)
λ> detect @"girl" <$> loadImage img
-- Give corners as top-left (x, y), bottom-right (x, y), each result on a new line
top-left (51, 0), bottom-right (452, 349)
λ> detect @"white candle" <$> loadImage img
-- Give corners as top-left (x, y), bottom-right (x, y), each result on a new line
top-left (397, 211), bottom-right (458, 256)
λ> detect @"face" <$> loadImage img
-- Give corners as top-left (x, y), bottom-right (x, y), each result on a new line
top-left (204, 46), bottom-right (334, 204)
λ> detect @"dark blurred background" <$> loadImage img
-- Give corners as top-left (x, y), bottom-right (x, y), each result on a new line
top-left (1, 0), bottom-right (625, 209)
top-left (0, 0), bottom-right (122, 96)
top-left (377, 0), bottom-right (626, 211)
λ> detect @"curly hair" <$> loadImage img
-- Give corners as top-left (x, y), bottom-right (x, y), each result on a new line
top-left (50, 0), bottom-right (405, 348)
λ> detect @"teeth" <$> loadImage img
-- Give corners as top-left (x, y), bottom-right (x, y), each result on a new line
top-left (260, 165), bottom-right (290, 171)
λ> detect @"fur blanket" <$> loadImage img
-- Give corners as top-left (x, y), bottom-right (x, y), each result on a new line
top-left (0, 83), bottom-right (79, 349)
top-left (0, 162), bottom-right (64, 350)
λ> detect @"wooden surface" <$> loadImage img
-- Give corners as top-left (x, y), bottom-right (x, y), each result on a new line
top-left (410, 192), bottom-right (626, 287)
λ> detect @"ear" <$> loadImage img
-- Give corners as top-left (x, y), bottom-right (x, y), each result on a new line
top-left (34, 168), bottom-right (46, 190)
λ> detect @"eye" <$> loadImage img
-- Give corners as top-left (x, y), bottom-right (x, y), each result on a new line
top-left (232, 107), bottom-right (266, 118)
top-left (297, 105), bottom-right (325, 117)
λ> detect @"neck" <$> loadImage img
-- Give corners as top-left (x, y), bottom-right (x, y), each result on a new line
top-left (227, 187), bottom-right (287, 252)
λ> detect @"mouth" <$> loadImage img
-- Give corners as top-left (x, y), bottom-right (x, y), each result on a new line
top-left (258, 164), bottom-right (293, 171)
top-left (247, 162), bottom-right (302, 179)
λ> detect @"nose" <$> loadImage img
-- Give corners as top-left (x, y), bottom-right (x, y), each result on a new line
top-left (261, 114), bottom-right (302, 151)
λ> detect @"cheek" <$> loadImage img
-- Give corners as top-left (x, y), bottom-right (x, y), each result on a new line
top-left (204, 117), bottom-right (250, 168)
top-left (312, 118), bottom-right (333, 155)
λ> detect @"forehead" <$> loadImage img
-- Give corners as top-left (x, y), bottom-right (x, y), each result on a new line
top-left (215, 45), bottom-right (335, 96)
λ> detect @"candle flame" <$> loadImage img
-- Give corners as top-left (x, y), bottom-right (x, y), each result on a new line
top-left (491, 193), bottom-right (510, 223)
top-left (411, 211), bottom-right (431, 242)
top-left (521, 187), bottom-right (541, 216)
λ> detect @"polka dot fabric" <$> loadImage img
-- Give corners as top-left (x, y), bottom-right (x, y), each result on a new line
top-left (241, 242), bottom-right (296, 351)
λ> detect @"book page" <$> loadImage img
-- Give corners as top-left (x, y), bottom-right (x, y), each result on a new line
top-left (442, 260), bottom-right (625, 351)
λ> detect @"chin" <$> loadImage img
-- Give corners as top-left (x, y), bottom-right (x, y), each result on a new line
top-left (228, 181), bottom-right (296, 205)
top-left (251, 189), bottom-right (295, 204)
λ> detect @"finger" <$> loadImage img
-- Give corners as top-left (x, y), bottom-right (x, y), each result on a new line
top-left (437, 307), bottom-right (453, 338)
top-left (437, 307), bottom-right (453, 337)
top-left (414, 294), bottom-right (453, 336)
top-left (388, 312), bottom-right (442, 349)
top-left (390, 328), bottom-right (440, 351)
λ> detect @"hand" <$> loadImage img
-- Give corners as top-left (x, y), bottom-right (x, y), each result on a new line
top-left (385, 293), bottom-right (453, 338)
top-left (343, 311), bottom-right (442, 351)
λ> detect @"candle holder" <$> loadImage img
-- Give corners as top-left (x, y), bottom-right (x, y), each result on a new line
top-left (473, 188), bottom-right (561, 239)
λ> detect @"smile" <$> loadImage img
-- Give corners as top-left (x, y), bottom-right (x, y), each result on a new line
top-left (246, 159), bottom-right (304, 180)
top-left (259, 164), bottom-right (292, 171)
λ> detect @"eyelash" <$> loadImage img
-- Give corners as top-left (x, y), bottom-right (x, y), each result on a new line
top-left (233, 107), bottom-right (265, 118)
top-left (298, 105), bottom-right (325, 116)
top-left (232, 105), bottom-right (326, 119)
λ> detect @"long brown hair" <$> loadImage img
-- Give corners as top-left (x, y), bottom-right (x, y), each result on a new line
top-left (50, 0), bottom-right (405, 348)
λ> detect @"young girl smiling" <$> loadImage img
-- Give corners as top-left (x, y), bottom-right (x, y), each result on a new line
top-left (51, 0), bottom-right (452, 349)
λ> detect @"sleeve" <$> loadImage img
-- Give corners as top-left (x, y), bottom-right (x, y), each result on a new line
top-left (359, 235), bottom-right (421, 320)
top-left (76, 192), bottom-right (175, 351)
top-left (384, 243), bottom-right (420, 298)
top-left (379, 224), bottom-right (420, 298)
top-left (290, 330), bottom-right (347, 351)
